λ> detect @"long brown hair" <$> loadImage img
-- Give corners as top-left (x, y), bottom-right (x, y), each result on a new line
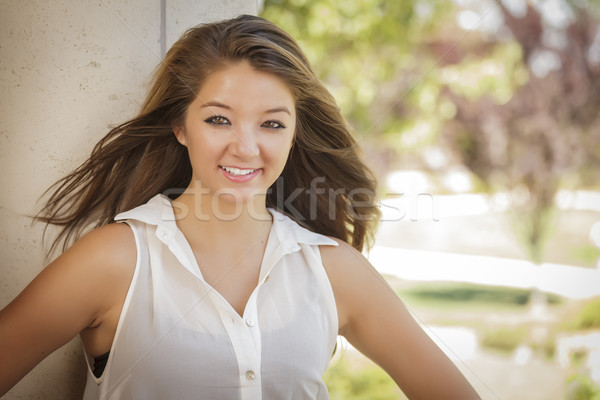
top-left (36, 15), bottom-right (380, 254)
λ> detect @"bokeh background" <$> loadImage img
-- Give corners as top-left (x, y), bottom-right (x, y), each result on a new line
top-left (260, 0), bottom-right (600, 399)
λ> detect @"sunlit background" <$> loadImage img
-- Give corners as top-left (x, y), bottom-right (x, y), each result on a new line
top-left (260, 0), bottom-right (600, 399)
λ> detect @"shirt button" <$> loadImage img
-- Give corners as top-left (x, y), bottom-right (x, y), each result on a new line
top-left (246, 319), bottom-right (255, 327)
top-left (245, 370), bottom-right (255, 381)
top-left (264, 275), bottom-right (270, 282)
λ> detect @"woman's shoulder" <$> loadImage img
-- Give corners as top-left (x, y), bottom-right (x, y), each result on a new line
top-left (74, 222), bottom-right (136, 259)
top-left (319, 237), bottom-right (366, 270)
top-left (319, 238), bottom-right (380, 291)
top-left (50, 223), bottom-right (137, 321)
top-left (58, 222), bottom-right (137, 281)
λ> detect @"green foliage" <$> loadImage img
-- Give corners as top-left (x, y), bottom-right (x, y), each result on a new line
top-left (531, 335), bottom-right (557, 361)
top-left (570, 245), bottom-right (600, 266)
top-left (568, 298), bottom-right (600, 331)
top-left (438, 42), bottom-right (527, 103)
top-left (566, 374), bottom-right (600, 400)
top-left (480, 327), bottom-right (527, 354)
top-left (410, 285), bottom-right (527, 304)
top-left (262, 0), bottom-right (460, 148)
top-left (398, 282), bottom-right (561, 310)
top-left (324, 357), bottom-right (404, 400)
top-left (509, 205), bottom-right (559, 265)
top-left (481, 325), bottom-right (558, 359)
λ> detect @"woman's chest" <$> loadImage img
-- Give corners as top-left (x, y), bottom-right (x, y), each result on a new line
top-left (104, 264), bottom-right (336, 398)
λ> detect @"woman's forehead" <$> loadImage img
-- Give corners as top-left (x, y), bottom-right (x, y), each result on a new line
top-left (193, 61), bottom-right (296, 113)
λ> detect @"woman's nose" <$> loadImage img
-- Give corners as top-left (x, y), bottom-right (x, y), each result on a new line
top-left (230, 124), bottom-right (259, 158)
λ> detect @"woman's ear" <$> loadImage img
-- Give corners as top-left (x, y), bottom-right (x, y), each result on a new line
top-left (172, 124), bottom-right (187, 146)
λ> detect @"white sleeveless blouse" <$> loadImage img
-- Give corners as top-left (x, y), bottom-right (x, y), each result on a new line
top-left (82, 194), bottom-right (339, 400)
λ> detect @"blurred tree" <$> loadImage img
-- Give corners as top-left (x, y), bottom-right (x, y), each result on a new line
top-left (262, 0), bottom-right (600, 265)
top-left (440, 1), bottom-right (600, 263)
top-left (261, 0), bottom-right (457, 176)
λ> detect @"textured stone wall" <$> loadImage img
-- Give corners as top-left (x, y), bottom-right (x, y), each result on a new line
top-left (0, 1), bottom-right (257, 398)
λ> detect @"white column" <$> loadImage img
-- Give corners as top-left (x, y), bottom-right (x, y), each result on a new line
top-left (0, 1), bottom-right (257, 398)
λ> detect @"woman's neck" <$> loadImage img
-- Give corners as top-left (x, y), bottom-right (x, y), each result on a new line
top-left (171, 189), bottom-right (272, 255)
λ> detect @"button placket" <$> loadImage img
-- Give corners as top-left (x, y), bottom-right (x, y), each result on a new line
top-left (238, 295), bottom-right (261, 389)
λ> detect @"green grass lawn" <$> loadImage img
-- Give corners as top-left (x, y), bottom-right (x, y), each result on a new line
top-left (324, 355), bottom-right (406, 400)
top-left (395, 281), bottom-right (562, 313)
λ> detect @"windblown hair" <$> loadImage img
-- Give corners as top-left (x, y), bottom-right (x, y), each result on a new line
top-left (36, 14), bottom-right (380, 254)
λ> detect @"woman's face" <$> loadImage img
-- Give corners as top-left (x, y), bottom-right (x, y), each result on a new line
top-left (174, 61), bottom-right (296, 207)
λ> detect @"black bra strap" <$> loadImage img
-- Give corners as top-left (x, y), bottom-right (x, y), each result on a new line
top-left (93, 351), bottom-right (110, 378)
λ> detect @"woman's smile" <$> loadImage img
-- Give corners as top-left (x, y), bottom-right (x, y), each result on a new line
top-left (219, 165), bottom-right (262, 182)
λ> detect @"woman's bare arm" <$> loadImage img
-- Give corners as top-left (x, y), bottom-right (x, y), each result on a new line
top-left (321, 240), bottom-right (480, 400)
top-left (0, 223), bottom-right (136, 396)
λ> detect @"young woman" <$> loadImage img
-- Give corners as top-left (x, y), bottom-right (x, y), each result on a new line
top-left (0, 15), bottom-right (480, 399)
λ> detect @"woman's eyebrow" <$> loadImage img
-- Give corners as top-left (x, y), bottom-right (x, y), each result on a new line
top-left (200, 101), bottom-right (291, 115)
top-left (264, 107), bottom-right (291, 115)
top-left (200, 101), bottom-right (231, 110)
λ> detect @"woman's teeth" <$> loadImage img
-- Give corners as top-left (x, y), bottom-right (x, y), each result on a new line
top-left (220, 166), bottom-right (256, 176)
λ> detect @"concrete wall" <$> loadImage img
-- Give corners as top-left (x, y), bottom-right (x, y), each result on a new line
top-left (0, 1), bottom-right (257, 398)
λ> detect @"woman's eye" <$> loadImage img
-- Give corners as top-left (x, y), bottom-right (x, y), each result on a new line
top-left (261, 120), bottom-right (285, 129)
top-left (204, 115), bottom-right (230, 125)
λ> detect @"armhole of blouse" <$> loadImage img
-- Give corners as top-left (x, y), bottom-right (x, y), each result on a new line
top-left (314, 244), bottom-right (340, 355)
top-left (84, 220), bottom-right (144, 384)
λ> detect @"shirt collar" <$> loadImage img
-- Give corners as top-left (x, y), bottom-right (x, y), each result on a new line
top-left (114, 194), bottom-right (338, 251)
top-left (115, 194), bottom-right (174, 226)
top-left (267, 208), bottom-right (338, 251)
